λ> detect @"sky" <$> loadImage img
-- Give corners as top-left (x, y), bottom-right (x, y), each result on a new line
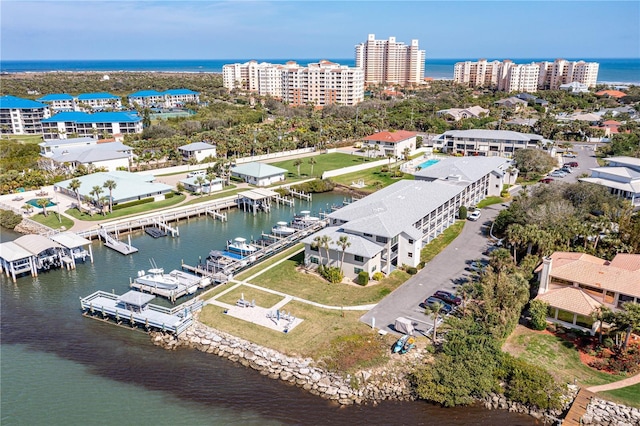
top-left (1, 1), bottom-right (639, 61)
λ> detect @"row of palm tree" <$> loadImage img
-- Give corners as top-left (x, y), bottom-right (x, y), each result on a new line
top-left (311, 234), bottom-right (352, 278)
top-left (66, 178), bottom-right (117, 215)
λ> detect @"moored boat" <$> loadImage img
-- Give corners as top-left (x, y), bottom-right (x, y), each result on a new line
top-left (272, 221), bottom-right (296, 237)
top-left (292, 210), bottom-right (320, 229)
top-left (226, 237), bottom-right (258, 257)
top-left (134, 267), bottom-right (180, 290)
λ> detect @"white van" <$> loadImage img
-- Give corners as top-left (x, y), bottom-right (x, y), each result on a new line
top-left (187, 170), bottom-right (206, 178)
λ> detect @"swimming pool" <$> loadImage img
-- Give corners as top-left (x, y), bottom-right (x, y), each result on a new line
top-left (26, 198), bottom-right (56, 208)
top-left (417, 158), bottom-right (440, 169)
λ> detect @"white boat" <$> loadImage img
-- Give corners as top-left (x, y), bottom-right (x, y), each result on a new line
top-left (226, 237), bottom-right (258, 256)
top-left (135, 268), bottom-right (180, 290)
top-left (272, 221), bottom-right (296, 237)
top-left (292, 210), bottom-right (320, 229)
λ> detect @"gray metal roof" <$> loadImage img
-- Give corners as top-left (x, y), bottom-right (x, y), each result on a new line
top-left (118, 290), bottom-right (156, 307)
top-left (49, 232), bottom-right (91, 249)
top-left (55, 171), bottom-right (172, 203)
top-left (14, 234), bottom-right (63, 255)
top-left (40, 137), bottom-right (97, 148)
top-left (0, 241), bottom-right (33, 261)
top-left (301, 227), bottom-right (383, 258)
top-left (231, 162), bottom-right (287, 179)
top-left (414, 156), bottom-right (511, 183)
top-left (329, 180), bottom-right (465, 239)
top-left (178, 142), bottom-right (216, 151)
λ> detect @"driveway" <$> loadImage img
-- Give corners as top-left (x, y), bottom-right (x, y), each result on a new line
top-left (552, 143), bottom-right (600, 184)
top-left (360, 204), bottom-right (504, 336)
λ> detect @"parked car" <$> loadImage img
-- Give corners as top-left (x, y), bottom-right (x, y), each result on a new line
top-left (468, 210), bottom-right (481, 221)
top-left (561, 166), bottom-right (573, 173)
top-left (566, 161), bottom-right (579, 168)
top-left (466, 259), bottom-right (488, 273)
top-left (563, 152), bottom-right (577, 158)
top-left (423, 296), bottom-right (454, 313)
top-left (187, 170), bottom-right (206, 178)
top-left (539, 177), bottom-right (554, 184)
top-left (433, 290), bottom-right (462, 306)
top-left (549, 171), bottom-right (566, 178)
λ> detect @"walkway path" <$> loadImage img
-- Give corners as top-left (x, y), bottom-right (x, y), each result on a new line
top-left (587, 372), bottom-right (640, 393)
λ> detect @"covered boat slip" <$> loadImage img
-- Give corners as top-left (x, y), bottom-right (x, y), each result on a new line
top-left (0, 232), bottom-right (93, 281)
top-left (129, 269), bottom-right (209, 303)
top-left (237, 188), bottom-right (293, 215)
top-left (80, 290), bottom-right (200, 335)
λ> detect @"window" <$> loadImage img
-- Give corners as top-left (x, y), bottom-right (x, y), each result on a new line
top-left (408, 252), bottom-right (413, 258)
top-left (309, 245), bottom-right (318, 252)
top-left (354, 255), bottom-right (364, 262)
top-left (354, 267), bottom-right (363, 274)
top-left (376, 236), bottom-right (388, 243)
top-left (408, 239), bottom-right (414, 245)
top-left (364, 233), bottom-right (372, 237)
top-left (310, 256), bottom-right (319, 264)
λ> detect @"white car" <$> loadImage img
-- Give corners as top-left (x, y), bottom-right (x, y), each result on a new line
top-left (468, 210), bottom-right (481, 221)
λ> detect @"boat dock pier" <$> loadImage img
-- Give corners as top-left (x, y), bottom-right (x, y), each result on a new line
top-left (237, 188), bottom-right (280, 215)
top-left (206, 208), bottom-right (227, 221)
top-left (152, 219), bottom-right (179, 237)
top-left (274, 194), bottom-right (295, 206)
top-left (79, 290), bottom-right (202, 335)
top-left (98, 228), bottom-right (138, 255)
top-left (287, 188), bottom-right (312, 201)
top-left (129, 269), bottom-right (210, 303)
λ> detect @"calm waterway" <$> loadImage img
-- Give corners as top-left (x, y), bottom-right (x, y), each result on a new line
top-left (0, 192), bottom-right (536, 425)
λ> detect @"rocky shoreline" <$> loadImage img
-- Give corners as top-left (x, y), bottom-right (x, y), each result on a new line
top-left (152, 322), bottom-right (637, 424)
top-left (152, 322), bottom-right (415, 405)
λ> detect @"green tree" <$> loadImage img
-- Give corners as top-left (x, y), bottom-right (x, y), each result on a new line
top-left (194, 176), bottom-right (206, 195)
top-left (293, 159), bottom-right (303, 177)
top-left (67, 178), bottom-right (82, 211)
top-left (102, 179), bottom-right (117, 213)
top-left (308, 157), bottom-right (317, 177)
top-left (90, 186), bottom-right (103, 211)
top-left (35, 198), bottom-right (49, 216)
top-left (609, 302), bottom-right (640, 350)
top-left (206, 172), bottom-right (217, 195)
top-left (528, 300), bottom-right (548, 330)
top-left (333, 235), bottom-right (351, 273)
top-left (513, 148), bottom-right (556, 179)
top-left (424, 300), bottom-right (444, 342)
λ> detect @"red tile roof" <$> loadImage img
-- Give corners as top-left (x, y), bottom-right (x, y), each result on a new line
top-left (363, 130), bottom-right (417, 143)
top-left (595, 90), bottom-right (627, 99)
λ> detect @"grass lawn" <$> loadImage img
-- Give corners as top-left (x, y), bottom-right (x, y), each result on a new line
top-left (4, 134), bottom-right (44, 145)
top-left (181, 186), bottom-right (241, 206)
top-left (476, 196), bottom-right (504, 209)
top-left (599, 383), bottom-right (640, 409)
top-left (271, 153), bottom-right (378, 179)
top-left (198, 300), bottom-right (393, 367)
top-left (234, 244), bottom-right (305, 281)
top-left (216, 285), bottom-right (284, 308)
top-left (29, 212), bottom-right (74, 230)
top-left (64, 194), bottom-right (186, 221)
top-left (248, 251), bottom-right (410, 306)
top-left (503, 326), bottom-right (626, 388)
top-left (330, 167), bottom-right (414, 193)
top-left (420, 221), bottom-right (465, 264)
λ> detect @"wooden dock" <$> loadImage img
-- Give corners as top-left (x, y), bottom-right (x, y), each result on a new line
top-left (562, 388), bottom-right (596, 425)
top-left (287, 188), bottom-right (312, 201)
top-left (152, 219), bottom-right (179, 237)
top-left (129, 269), bottom-right (210, 303)
top-left (206, 208), bottom-right (227, 221)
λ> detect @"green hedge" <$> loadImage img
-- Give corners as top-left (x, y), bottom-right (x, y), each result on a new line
top-left (113, 197), bottom-right (154, 211)
top-left (357, 271), bottom-right (369, 286)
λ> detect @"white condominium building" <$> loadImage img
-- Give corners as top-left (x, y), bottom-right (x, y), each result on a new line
top-left (454, 58), bottom-right (599, 92)
top-left (355, 34), bottom-right (425, 86)
top-left (222, 60), bottom-right (364, 106)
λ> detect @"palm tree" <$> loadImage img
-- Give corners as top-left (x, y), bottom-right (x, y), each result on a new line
top-left (402, 147), bottom-right (411, 160)
top-left (424, 300), bottom-right (444, 342)
top-left (82, 195), bottom-right (94, 216)
top-left (35, 198), bottom-right (49, 216)
top-left (206, 172), bottom-right (217, 195)
top-left (308, 157), bottom-right (317, 177)
top-left (102, 179), bottom-right (117, 213)
top-left (22, 203), bottom-right (34, 215)
top-left (293, 159), bottom-right (303, 177)
top-left (90, 186), bottom-right (103, 211)
top-left (320, 235), bottom-right (332, 267)
top-left (194, 176), bottom-right (206, 195)
top-left (67, 178), bottom-right (82, 211)
top-left (333, 235), bottom-right (351, 273)
top-left (99, 195), bottom-right (110, 215)
top-left (312, 235), bottom-right (324, 266)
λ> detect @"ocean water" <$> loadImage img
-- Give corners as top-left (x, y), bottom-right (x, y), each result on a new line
top-left (1, 57), bottom-right (638, 84)
top-left (0, 193), bottom-right (537, 425)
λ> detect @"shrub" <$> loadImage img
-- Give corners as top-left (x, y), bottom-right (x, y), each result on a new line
top-left (372, 271), bottom-right (385, 281)
top-left (503, 355), bottom-right (563, 410)
top-left (165, 192), bottom-right (175, 199)
top-left (112, 197), bottom-right (153, 211)
top-left (320, 266), bottom-right (344, 284)
top-left (357, 271), bottom-right (369, 286)
top-left (292, 179), bottom-right (336, 193)
top-left (458, 206), bottom-right (468, 220)
top-left (0, 209), bottom-right (22, 229)
top-left (380, 165), bottom-right (389, 173)
top-left (528, 300), bottom-right (549, 330)
top-left (406, 267), bottom-right (418, 275)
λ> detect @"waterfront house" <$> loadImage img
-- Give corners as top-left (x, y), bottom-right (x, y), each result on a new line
top-left (40, 111), bottom-right (143, 140)
top-left (433, 129), bottom-right (546, 157)
top-left (231, 162), bottom-right (286, 187)
top-left (361, 130), bottom-right (417, 159)
top-left (180, 176), bottom-right (223, 194)
top-left (535, 252), bottom-right (640, 333)
top-left (55, 171), bottom-right (172, 206)
top-left (579, 156), bottom-right (640, 209)
top-left (0, 95), bottom-right (51, 135)
top-left (494, 97), bottom-right (528, 111)
top-left (178, 142), bottom-right (217, 163)
top-left (76, 92), bottom-right (122, 111)
top-left (436, 106), bottom-right (489, 122)
top-left (39, 137), bottom-right (133, 172)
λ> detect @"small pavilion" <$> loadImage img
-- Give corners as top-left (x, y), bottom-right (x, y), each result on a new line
top-left (50, 232), bottom-right (94, 269)
top-left (0, 235), bottom-right (64, 281)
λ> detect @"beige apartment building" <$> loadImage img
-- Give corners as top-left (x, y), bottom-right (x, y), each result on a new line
top-left (222, 60), bottom-right (364, 106)
top-left (355, 34), bottom-right (425, 86)
top-left (454, 58), bottom-right (599, 92)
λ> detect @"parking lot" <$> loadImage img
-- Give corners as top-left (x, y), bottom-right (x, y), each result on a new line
top-left (360, 203), bottom-right (504, 337)
top-left (549, 143), bottom-right (600, 184)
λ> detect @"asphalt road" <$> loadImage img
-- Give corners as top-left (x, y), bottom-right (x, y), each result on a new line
top-left (550, 143), bottom-right (600, 184)
top-left (360, 203), bottom-right (504, 337)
